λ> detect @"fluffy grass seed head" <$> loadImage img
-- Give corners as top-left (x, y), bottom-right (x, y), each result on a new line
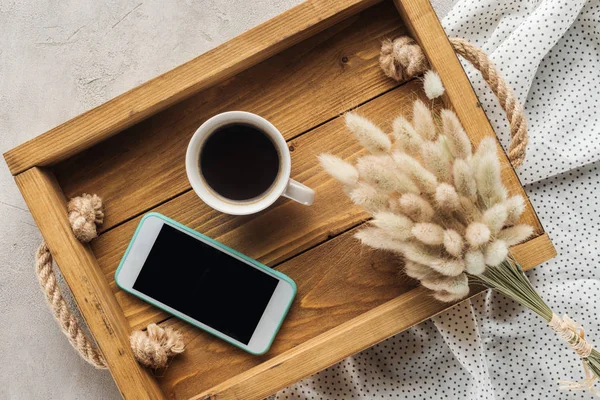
top-left (422, 273), bottom-right (469, 297)
top-left (429, 258), bottom-right (466, 277)
top-left (505, 195), bottom-right (526, 225)
top-left (453, 158), bottom-right (477, 200)
top-left (474, 138), bottom-right (507, 206)
top-left (423, 70), bottom-right (445, 100)
top-left (348, 182), bottom-right (389, 213)
top-left (443, 229), bottom-right (464, 257)
top-left (372, 212), bottom-right (414, 241)
top-left (497, 224), bottom-right (534, 246)
top-left (399, 193), bottom-right (435, 222)
top-left (392, 116), bottom-right (424, 154)
top-left (412, 100), bottom-right (436, 140)
top-left (412, 222), bottom-right (445, 245)
top-left (321, 97), bottom-right (534, 303)
top-left (464, 249), bottom-right (486, 275)
top-left (441, 109), bottom-right (472, 159)
top-left (357, 156), bottom-right (419, 194)
top-left (422, 141), bottom-right (452, 182)
top-left (318, 154), bottom-right (358, 186)
top-left (465, 222), bottom-right (491, 247)
top-left (393, 153), bottom-right (438, 194)
top-left (435, 183), bottom-right (461, 212)
top-left (482, 203), bottom-right (508, 234)
top-left (404, 261), bottom-right (442, 281)
top-left (484, 240), bottom-right (509, 266)
top-left (345, 112), bottom-right (391, 154)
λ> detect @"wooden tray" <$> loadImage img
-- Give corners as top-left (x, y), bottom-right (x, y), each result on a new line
top-left (4, 0), bottom-right (556, 398)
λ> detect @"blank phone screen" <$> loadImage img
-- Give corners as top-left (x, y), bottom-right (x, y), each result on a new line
top-left (133, 224), bottom-right (278, 344)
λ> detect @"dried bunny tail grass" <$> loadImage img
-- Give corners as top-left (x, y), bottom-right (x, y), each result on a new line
top-left (433, 289), bottom-right (468, 302)
top-left (372, 212), bottom-right (414, 241)
top-left (474, 138), bottom-right (507, 206)
top-left (345, 112), bottom-right (391, 154)
top-left (423, 70), bottom-right (445, 100)
top-left (464, 249), bottom-right (486, 275)
top-left (459, 196), bottom-right (481, 222)
top-left (453, 159), bottom-right (477, 200)
top-left (473, 136), bottom-right (497, 160)
top-left (422, 273), bottom-right (469, 297)
top-left (399, 193), bottom-right (435, 222)
top-left (443, 229), bottom-right (464, 257)
top-left (348, 182), bottom-right (389, 213)
top-left (429, 258), bottom-right (466, 277)
top-left (505, 195), bottom-right (526, 225)
top-left (435, 183), bottom-right (460, 212)
top-left (393, 153), bottom-right (438, 194)
top-left (441, 109), bottom-right (472, 159)
top-left (393, 241), bottom-right (445, 267)
top-left (404, 261), bottom-right (443, 281)
top-left (413, 100), bottom-right (436, 140)
top-left (392, 116), bottom-right (424, 153)
top-left (465, 222), bottom-right (491, 247)
top-left (482, 203), bottom-right (508, 234)
top-left (357, 156), bottom-right (419, 194)
top-left (318, 154), bottom-right (358, 186)
top-left (497, 224), bottom-right (534, 246)
top-left (422, 141), bottom-right (452, 182)
top-left (412, 223), bottom-right (445, 245)
top-left (355, 227), bottom-right (403, 252)
top-left (484, 240), bottom-right (509, 267)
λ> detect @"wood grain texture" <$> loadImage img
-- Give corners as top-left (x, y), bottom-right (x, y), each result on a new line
top-left (159, 224), bottom-right (417, 399)
top-left (52, 1), bottom-right (406, 232)
top-left (3, 0), bottom-right (383, 176)
top-left (511, 233), bottom-right (556, 270)
top-left (176, 231), bottom-right (556, 399)
top-left (392, 0), bottom-right (546, 236)
top-left (163, 233), bottom-right (552, 400)
top-left (7, 1), bottom-right (558, 399)
top-left (14, 168), bottom-right (164, 400)
top-left (91, 81), bottom-right (430, 330)
top-left (190, 288), bottom-right (492, 399)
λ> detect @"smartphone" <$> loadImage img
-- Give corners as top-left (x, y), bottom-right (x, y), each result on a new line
top-left (115, 212), bottom-right (296, 355)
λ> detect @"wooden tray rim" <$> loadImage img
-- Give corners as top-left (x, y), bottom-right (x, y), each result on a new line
top-left (5, 0), bottom-right (556, 399)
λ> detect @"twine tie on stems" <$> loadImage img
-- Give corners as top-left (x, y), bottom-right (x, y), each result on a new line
top-left (549, 314), bottom-right (599, 395)
top-left (35, 193), bottom-right (184, 369)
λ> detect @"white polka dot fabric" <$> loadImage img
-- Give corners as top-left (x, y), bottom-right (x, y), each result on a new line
top-left (276, 0), bottom-right (600, 398)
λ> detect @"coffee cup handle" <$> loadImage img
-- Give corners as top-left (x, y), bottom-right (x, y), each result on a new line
top-left (283, 179), bottom-right (315, 206)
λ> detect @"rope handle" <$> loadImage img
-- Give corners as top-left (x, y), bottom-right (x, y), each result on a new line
top-left (379, 36), bottom-right (528, 168)
top-left (35, 194), bottom-right (184, 369)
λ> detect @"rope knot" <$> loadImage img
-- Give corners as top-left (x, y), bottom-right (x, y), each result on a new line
top-left (130, 323), bottom-right (185, 369)
top-left (67, 193), bottom-right (104, 243)
top-left (380, 37), bottom-right (428, 82)
top-left (379, 36), bottom-right (528, 168)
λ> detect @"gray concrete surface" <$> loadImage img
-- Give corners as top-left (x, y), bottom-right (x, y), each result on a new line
top-left (0, 1), bottom-right (450, 398)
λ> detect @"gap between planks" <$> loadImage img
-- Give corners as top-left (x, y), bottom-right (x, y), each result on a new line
top-left (53, 0), bottom-right (408, 233)
top-left (92, 81), bottom-right (434, 331)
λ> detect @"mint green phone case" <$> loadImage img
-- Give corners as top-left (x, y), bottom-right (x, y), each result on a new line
top-left (114, 212), bottom-right (297, 355)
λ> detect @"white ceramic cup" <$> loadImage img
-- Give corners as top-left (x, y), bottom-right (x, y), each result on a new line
top-left (186, 111), bottom-right (315, 215)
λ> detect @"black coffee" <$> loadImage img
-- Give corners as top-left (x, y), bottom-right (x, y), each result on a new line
top-left (200, 123), bottom-right (280, 201)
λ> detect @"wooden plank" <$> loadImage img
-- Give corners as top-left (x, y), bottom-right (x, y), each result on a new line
top-left (4, 0), bottom-right (382, 176)
top-left (160, 229), bottom-right (553, 399)
top-left (190, 286), bottom-right (491, 399)
top-left (159, 224), bottom-right (417, 398)
top-left (392, 0), bottom-right (546, 236)
top-left (53, 1), bottom-right (406, 232)
top-left (14, 168), bottom-right (164, 400)
top-left (91, 81), bottom-right (429, 330)
top-left (511, 233), bottom-right (556, 270)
